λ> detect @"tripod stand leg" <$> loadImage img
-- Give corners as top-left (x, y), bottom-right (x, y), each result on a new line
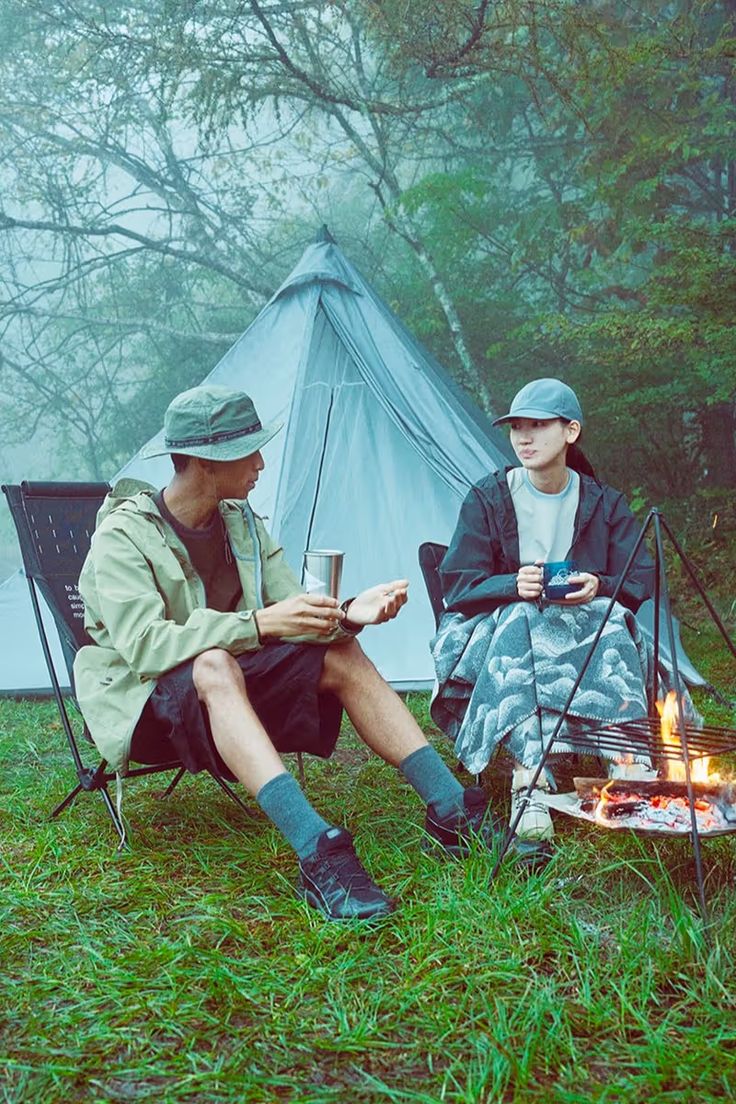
top-left (652, 513), bottom-right (709, 928)
top-left (489, 520), bottom-right (658, 880)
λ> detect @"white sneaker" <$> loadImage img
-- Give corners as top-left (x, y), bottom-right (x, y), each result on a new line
top-left (510, 768), bottom-right (554, 841)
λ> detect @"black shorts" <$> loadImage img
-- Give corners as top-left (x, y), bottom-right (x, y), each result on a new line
top-left (130, 642), bottom-right (342, 780)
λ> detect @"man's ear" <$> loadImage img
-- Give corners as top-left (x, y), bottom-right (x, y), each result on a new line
top-left (193, 456), bottom-right (216, 475)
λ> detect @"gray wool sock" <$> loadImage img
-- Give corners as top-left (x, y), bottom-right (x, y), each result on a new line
top-left (399, 745), bottom-right (466, 819)
top-left (256, 772), bottom-right (334, 859)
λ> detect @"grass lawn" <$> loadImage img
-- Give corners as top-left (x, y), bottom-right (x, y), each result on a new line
top-left (2, 627), bottom-right (736, 1103)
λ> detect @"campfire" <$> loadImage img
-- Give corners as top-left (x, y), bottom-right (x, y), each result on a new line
top-left (543, 692), bottom-right (736, 837)
top-left (588, 777), bottom-right (736, 834)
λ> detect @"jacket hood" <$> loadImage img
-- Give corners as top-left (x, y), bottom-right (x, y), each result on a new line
top-left (97, 479), bottom-right (160, 526)
top-left (98, 478), bottom-right (256, 529)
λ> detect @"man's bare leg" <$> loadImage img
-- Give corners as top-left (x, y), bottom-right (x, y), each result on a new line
top-left (192, 646), bottom-right (395, 920)
top-left (318, 638), bottom-right (427, 765)
top-left (193, 648), bottom-right (333, 855)
top-left (192, 648), bottom-right (285, 795)
top-left (195, 642), bottom-right (427, 778)
top-left (319, 639), bottom-right (481, 830)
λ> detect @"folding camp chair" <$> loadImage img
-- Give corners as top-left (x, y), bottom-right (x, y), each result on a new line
top-left (2, 481), bottom-right (261, 846)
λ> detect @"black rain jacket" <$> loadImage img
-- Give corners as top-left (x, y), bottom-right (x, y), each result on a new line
top-left (440, 467), bottom-right (654, 618)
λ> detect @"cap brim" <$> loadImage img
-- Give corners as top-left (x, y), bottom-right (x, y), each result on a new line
top-left (491, 407), bottom-right (565, 427)
top-left (138, 420), bottom-right (283, 461)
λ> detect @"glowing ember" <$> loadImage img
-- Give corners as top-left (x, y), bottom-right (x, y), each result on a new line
top-left (593, 779), bottom-right (727, 833)
top-left (545, 776), bottom-right (736, 835)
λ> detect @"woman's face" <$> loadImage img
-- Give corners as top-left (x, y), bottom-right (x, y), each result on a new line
top-left (508, 418), bottom-right (580, 472)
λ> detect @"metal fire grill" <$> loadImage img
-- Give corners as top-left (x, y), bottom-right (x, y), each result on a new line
top-left (580, 718), bottom-right (736, 764)
top-left (489, 507), bottom-right (736, 932)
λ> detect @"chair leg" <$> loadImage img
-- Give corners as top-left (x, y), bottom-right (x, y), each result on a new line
top-left (52, 776), bottom-right (127, 846)
top-left (297, 752), bottom-right (306, 790)
top-left (159, 766), bottom-right (187, 799)
top-left (50, 783), bottom-right (84, 819)
top-left (208, 772), bottom-right (263, 820)
top-left (98, 785), bottom-right (127, 847)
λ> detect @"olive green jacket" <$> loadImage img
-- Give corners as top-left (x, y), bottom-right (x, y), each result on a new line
top-left (74, 479), bottom-right (348, 773)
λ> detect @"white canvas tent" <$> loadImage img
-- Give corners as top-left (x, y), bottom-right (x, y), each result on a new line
top-left (0, 230), bottom-right (513, 694)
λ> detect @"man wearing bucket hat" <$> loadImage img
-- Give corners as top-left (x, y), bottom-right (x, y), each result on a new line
top-left (75, 384), bottom-right (500, 921)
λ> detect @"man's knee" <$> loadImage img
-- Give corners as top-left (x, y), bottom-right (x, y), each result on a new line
top-left (320, 638), bottom-right (374, 692)
top-left (192, 648), bottom-right (244, 699)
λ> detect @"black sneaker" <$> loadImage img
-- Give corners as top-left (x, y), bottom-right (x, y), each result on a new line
top-left (297, 828), bottom-right (396, 921)
top-left (424, 786), bottom-right (500, 857)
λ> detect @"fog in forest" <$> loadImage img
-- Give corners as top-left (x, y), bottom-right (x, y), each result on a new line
top-left (2, 1), bottom-right (735, 576)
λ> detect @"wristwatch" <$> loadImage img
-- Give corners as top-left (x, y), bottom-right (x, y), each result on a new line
top-left (340, 598), bottom-right (363, 634)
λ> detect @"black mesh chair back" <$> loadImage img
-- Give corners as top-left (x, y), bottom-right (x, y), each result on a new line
top-left (418, 542), bottom-right (448, 629)
top-left (2, 480), bottom-right (259, 846)
top-left (4, 482), bottom-right (106, 685)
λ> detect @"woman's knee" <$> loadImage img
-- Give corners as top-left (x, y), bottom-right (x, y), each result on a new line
top-left (192, 648), bottom-right (244, 698)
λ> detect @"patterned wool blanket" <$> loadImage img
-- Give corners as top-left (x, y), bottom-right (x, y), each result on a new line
top-left (430, 598), bottom-right (655, 775)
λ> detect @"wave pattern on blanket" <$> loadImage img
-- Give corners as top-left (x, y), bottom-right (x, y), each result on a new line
top-left (430, 599), bottom-right (651, 774)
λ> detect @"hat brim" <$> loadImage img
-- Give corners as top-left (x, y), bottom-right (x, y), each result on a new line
top-left (492, 407), bottom-right (579, 427)
top-left (140, 420), bottom-right (283, 461)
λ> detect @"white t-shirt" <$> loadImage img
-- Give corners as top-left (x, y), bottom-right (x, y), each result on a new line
top-left (506, 467), bottom-right (580, 564)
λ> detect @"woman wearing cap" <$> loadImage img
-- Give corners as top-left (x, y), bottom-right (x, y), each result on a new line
top-left (431, 378), bottom-right (657, 863)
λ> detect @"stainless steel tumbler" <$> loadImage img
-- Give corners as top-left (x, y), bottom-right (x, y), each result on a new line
top-left (302, 549), bottom-right (344, 598)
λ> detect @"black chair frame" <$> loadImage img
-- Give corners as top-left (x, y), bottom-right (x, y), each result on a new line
top-left (418, 541), bottom-right (448, 630)
top-left (2, 481), bottom-right (260, 846)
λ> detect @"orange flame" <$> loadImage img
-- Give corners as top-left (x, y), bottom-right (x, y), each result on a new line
top-left (593, 780), bottom-right (615, 826)
top-left (656, 690), bottom-right (712, 783)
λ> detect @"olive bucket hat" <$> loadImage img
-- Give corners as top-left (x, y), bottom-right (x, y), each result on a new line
top-left (142, 385), bottom-right (283, 461)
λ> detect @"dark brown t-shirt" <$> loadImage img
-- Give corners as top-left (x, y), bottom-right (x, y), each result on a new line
top-left (154, 491), bottom-right (242, 613)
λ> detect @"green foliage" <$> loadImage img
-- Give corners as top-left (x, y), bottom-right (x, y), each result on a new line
top-left (0, 0), bottom-right (734, 507)
top-left (362, 0), bottom-right (736, 499)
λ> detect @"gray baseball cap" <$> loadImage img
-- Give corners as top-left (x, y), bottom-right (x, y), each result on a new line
top-left (143, 385), bottom-right (282, 461)
top-left (492, 378), bottom-right (583, 426)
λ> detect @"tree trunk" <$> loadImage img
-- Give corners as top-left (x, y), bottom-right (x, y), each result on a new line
top-left (390, 207), bottom-right (497, 417)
